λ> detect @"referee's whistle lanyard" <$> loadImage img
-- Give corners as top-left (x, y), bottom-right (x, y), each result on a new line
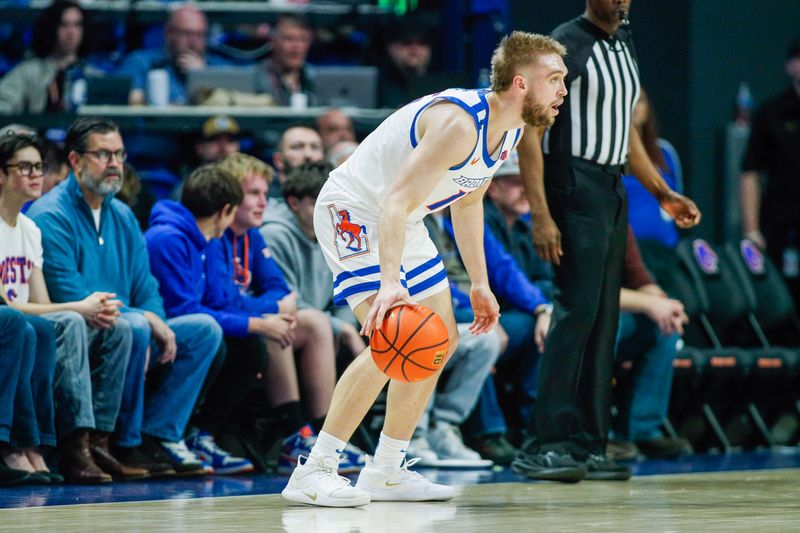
top-left (232, 233), bottom-right (252, 291)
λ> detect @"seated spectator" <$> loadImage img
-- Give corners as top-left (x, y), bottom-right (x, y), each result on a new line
top-left (39, 139), bottom-right (70, 194)
top-left (267, 124), bottom-right (324, 200)
top-left (194, 115), bottom-right (242, 166)
top-left (27, 117), bottom-right (223, 477)
top-left (608, 227), bottom-right (692, 460)
top-left (261, 161), bottom-right (364, 359)
top-left (426, 211), bottom-right (550, 465)
top-left (212, 153), bottom-right (363, 473)
top-left (144, 165), bottom-right (255, 475)
top-left (0, 307), bottom-right (30, 485)
top-left (623, 88), bottom-right (683, 249)
top-left (0, 1), bottom-right (96, 114)
top-left (316, 109), bottom-right (355, 154)
top-left (1, 134), bottom-right (134, 484)
top-left (255, 15), bottom-right (317, 106)
top-left (376, 20), bottom-right (433, 109)
top-left (117, 4), bottom-right (229, 106)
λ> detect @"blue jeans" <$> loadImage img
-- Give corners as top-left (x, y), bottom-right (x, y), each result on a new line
top-left (11, 315), bottom-right (56, 448)
top-left (47, 311), bottom-right (131, 437)
top-left (417, 325), bottom-right (501, 433)
top-left (465, 309), bottom-right (540, 437)
top-left (116, 312), bottom-right (221, 446)
top-left (614, 312), bottom-right (680, 441)
top-left (0, 307), bottom-right (27, 444)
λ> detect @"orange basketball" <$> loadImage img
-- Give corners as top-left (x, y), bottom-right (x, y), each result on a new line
top-left (370, 304), bottom-right (450, 383)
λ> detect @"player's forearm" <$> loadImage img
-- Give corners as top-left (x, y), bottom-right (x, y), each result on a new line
top-left (377, 200), bottom-right (409, 283)
top-left (740, 171), bottom-right (761, 234)
top-left (450, 200), bottom-right (490, 287)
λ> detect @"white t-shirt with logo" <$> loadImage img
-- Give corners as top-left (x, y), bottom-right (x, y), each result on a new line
top-left (0, 213), bottom-right (43, 304)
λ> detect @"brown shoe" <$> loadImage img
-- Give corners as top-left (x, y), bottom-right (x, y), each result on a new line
top-left (60, 430), bottom-right (112, 484)
top-left (606, 440), bottom-right (639, 461)
top-left (89, 432), bottom-right (150, 480)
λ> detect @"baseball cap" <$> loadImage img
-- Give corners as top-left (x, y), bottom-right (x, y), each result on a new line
top-left (200, 115), bottom-right (240, 139)
top-left (494, 149), bottom-right (520, 177)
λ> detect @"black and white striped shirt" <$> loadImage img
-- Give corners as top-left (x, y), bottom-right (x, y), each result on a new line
top-left (543, 17), bottom-right (641, 167)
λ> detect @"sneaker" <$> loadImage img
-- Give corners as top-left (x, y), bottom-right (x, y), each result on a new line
top-left (282, 454), bottom-right (371, 507)
top-left (405, 436), bottom-right (440, 467)
top-left (338, 442), bottom-right (367, 474)
top-left (158, 439), bottom-right (207, 476)
top-left (428, 424), bottom-right (492, 468)
top-left (470, 433), bottom-right (519, 466)
top-left (634, 437), bottom-right (693, 459)
top-left (355, 455), bottom-right (456, 502)
top-left (583, 454), bottom-right (632, 481)
top-left (511, 450), bottom-right (587, 483)
top-left (187, 431), bottom-right (254, 475)
top-left (278, 426), bottom-right (317, 475)
top-left (606, 440), bottom-right (639, 461)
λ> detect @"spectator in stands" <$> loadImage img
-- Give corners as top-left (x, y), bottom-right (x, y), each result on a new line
top-left (27, 117), bottom-right (223, 477)
top-left (623, 89), bottom-right (683, 249)
top-left (424, 210), bottom-right (550, 465)
top-left (268, 124), bottom-right (324, 199)
top-left (144, 165), bottom-right (255, 475)
top-left (118, 4), bottom-right (228, 106)
top-left (40, 139), bottom-right (70, 194)
top-left (740, 37), bottom-right (800, 306)
top-left (1, 133), bottom-right (136, 484)
top-left (327, 140), bottom-right (358, 168)
top-left (0, 307), bottom-right (31, 485)
top-left (255, 15), bottom-right (317, 107)
top-left (316, 109), bottom-right (355, 153)
top-left (609, 227), bottom-right (692, 460)
top-left (261, 161), bottom-right (364, 359)
top-left (0, 1), bottom-right (94, 114)
top-left (194, 115), bottom-right (242, 166)
top-left (212, 153), bottom-right (363, 473)
top-left (376, 20), bottom-right (433, 109)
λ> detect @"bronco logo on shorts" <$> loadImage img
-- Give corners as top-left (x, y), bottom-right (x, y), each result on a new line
top-left (328, 204), bottom-right (370, 260)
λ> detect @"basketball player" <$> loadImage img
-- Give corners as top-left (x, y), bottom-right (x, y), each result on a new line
top-left (282, 32), bottom-right (568, 507)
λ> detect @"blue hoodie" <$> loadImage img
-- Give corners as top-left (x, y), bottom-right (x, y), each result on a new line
top-left (203, 227), bottom-right (291, 319)
top-left (145, 200), bottom-right (254, 337)
top-left (27, 173), bottom-right (164, 316)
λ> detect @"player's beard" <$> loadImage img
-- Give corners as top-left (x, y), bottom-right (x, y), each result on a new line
top-left (521, 92), bottom-right (555, 127)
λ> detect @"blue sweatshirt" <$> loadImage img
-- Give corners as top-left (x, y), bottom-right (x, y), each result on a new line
top-left (203, 227), bottom-right (291, 318)
top-left (443, 217), bottom-right (549, 314)
top-left (27, 173), bottom-right (164, 316)
top-left (144, 200), bottom-right (252, 337)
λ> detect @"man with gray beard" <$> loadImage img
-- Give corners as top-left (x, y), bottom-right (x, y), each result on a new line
top-left (27, 117), bottom-right (223, 477)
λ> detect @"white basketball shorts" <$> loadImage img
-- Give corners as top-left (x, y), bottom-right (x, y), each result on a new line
top-left (313, 179), bottom-right (449, 310)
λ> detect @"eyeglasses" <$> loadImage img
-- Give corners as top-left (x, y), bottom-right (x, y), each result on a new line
top-left (82, 149), bottom-right (127, 164)
top-left (5, 161), bottom-right (47, 177)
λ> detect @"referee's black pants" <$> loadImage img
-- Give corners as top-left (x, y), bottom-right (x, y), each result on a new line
top-left (526, 158), bottom-right (628, 457)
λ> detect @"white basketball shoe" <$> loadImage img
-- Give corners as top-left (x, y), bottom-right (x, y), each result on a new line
top-left (282, 454), bottom-right (371, 507)
top-left (354, 455), bottom-right (456, 502)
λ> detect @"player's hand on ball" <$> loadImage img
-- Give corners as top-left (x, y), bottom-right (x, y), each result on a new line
top-left (361, 281), bottom-right (413, 337)
top-left (659, 190), bottom-right (701, 228)
top-left (469, 284), bottom-right (500, 335)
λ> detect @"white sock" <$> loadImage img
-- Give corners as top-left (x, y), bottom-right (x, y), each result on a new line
top-left (308, 430), bottom-right (348, 462)
top-left (373, 432), bottom-right (410, 467)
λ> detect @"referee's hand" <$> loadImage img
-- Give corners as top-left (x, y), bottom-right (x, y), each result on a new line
top-left (532, 215), bottom-right (563, 265)
top-left (659, 190), bottom-right (702, 228)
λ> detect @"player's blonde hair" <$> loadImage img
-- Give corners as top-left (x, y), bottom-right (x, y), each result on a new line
top-left (216, 152), bottom-right (274, 184)
top-left (490, 31), bottom-right (566, 92)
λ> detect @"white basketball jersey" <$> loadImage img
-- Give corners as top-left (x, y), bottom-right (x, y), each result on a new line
top-left (328, 88), bottom-right (523, 221)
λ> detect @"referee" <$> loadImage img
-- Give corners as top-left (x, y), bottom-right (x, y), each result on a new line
top-left (513, 0), bottom-right (701, 482)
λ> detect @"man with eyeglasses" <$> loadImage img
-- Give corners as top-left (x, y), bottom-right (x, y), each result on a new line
top-left (117, 4), bottom-right (229, 106)
top-left (27, 117), bottom-right (223, 478)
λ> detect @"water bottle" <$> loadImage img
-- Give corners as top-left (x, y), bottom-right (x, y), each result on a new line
top-left (783, 230), bottom-right (799, 279)
top-left (734, 81), bottom-right (752, 126)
